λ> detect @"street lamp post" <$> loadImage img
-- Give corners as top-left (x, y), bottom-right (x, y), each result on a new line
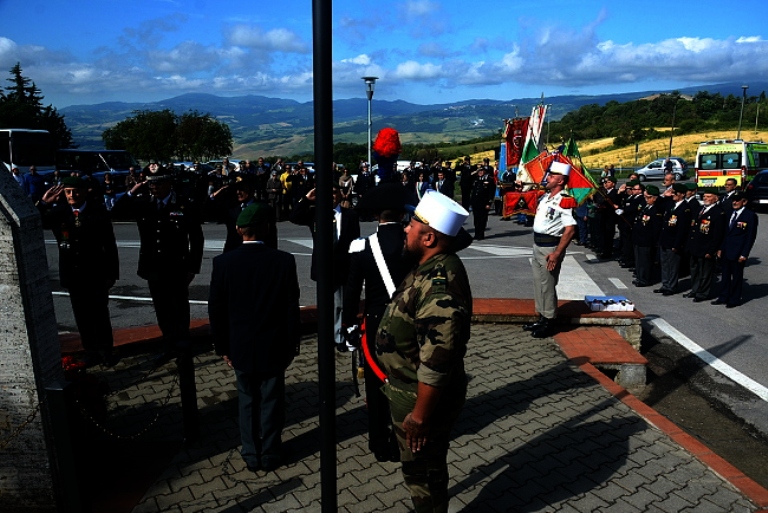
top-left (737, 85), bottom-right (748, 140)
top-left (362, 77), bottom-right (378, 168)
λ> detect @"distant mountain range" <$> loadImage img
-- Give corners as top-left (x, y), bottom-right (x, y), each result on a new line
top-left (61, 81), bottom-right (767, 156)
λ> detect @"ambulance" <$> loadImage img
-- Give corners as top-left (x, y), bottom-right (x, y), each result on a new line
top-left (695, 139), bottom-right (768, 189)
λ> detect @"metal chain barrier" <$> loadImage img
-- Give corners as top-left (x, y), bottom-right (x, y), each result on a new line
top-left (74, 367), bottom-right (180, 441)
top-left (0, 401), bottom-right (42, 450)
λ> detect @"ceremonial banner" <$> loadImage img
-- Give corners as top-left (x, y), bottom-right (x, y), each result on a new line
top-left (503, 189), bottom-right (545, 217)
top-left (504, 118), bottom-right (529, 167)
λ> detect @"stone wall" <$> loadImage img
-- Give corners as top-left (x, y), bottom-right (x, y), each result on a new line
top-left (0, 173), bottom-right (62, 512)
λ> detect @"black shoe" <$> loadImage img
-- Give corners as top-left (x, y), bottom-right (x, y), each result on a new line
top-left (653, 288), bottom-right (666, 293)
top-left (523, 316), bottom-right (546, 331)
top-left (531, 322), bottom-right (554, 339)
top-left (682, 292), bottom-right (694, 298)
top-left (261, 458), bottom-right (282, 472)
top-left (711, 299), bottom-right (726, 305)
top-left (726, 303), bottom-right (741, 309)
top-left (662, 290), bottom-right (675, 296)
top-left (693, 297), bottom-right (706, 303)
top-left (632, 280), bottom-right (648, 287)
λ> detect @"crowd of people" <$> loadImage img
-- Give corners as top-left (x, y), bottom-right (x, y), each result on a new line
top-left (18, 153), bottom-right (759, 512)
top-left (577, 173), bottom-right (758, 307)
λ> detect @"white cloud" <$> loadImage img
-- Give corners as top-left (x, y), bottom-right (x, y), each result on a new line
top-left (228, 26), bottom-right (309, 53)
top-left (401, 0), bottom-right (439, 17)
top-left (393, 60), bottom-right (442, 80)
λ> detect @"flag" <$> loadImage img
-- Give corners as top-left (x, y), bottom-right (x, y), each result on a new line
top-left (518, 149), bottom-right (555, 185)
top-left (554, 151), bottom-right (598, 206)
top-left (503, 190), bottom-right (545, 217)
top-left (504, 118), bottom-right (529, 167)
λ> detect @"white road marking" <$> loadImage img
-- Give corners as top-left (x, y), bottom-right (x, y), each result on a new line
top-left (468, 245), bottom-right (532, 257)
top-left (650, 318), bottom-right (768, 403)
top-left (558, 255), bottom-right (604, 300)
top-left (609, 277), bottom-right (628, 289)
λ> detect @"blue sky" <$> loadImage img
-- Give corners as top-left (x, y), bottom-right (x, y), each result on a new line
top-left (0, 0), bottom-right (766, 108)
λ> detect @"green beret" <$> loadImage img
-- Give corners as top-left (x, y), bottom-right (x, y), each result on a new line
top-left (645, 185), bottom-right (660, 196)
top-left (685, 182), bottom-right (697, 191)
top-left (62, 176), bottom-right (88, 188)
top-left (626, 180), bottom-right (639, 187)
top-left (672, 183), bottom-right (687, 194)
top-left (237, 202), bottom-right (270, 227)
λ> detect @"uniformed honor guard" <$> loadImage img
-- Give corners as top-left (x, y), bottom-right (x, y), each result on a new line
top-left (523, 161), bottom-right (577, 338)
top-left (39, 176), bottom-right (120, 366)
top-left (376, 191), bottom-right (471, 513)
top-left (113, 167), bottom-right (204, 360)
top-left (344, 183), bottom-right (414, 463)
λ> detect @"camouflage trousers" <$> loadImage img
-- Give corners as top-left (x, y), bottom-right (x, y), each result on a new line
top-left (383, 383), bottom-right (465, 513)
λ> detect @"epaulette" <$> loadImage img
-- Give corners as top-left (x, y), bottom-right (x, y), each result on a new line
top-left (348, 238), bottom-right (366, 253)
top-left (559, 194), bottom-right (578, 209)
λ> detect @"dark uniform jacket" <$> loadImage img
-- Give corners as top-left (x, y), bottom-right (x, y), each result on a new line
top-left (632, 203), bottom-right (664, 247)
top-left (209, 243), bottom-right (300, 375)
top-left (658, 200), bottom-right (692, 251)
top-left (290, 198), bottom-right (360, 288)
top-left (687, 204), bottom-right (726, 258)
top-left (39, 201), bottom-right (119, 289)
top-left (470, 174), bottom-right (495, 206)
top-left (720, 208), bottom-right (758, 261)
top-left (113, 190), bottom-right (204, 281)
top-left (343, 223), bottom-right (412, 327)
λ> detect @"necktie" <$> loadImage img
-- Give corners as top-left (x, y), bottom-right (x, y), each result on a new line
top-left (730, 211), bottom-right (738, 229)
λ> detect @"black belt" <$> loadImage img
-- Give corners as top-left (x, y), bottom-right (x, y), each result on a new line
top-left (533, 232), bottom-right (561, 247)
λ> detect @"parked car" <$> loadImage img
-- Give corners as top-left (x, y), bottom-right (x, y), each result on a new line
top-left (636, 157), bottom-right (688, 181)
top-left (745, 169), bottom-right (768, 210)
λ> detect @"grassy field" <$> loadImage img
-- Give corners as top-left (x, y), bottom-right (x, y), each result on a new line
top-left (466, 129), bottom-right (768, 174)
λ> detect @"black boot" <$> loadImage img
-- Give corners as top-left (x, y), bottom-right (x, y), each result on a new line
top-left (523, 315), bottom-right (546, 331)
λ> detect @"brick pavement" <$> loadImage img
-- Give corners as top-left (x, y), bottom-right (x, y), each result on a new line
top-left (76, 324), bottom-right (766, 512)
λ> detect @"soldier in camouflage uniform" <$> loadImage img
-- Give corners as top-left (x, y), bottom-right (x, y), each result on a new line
top-left (376, 191), bottom-right (472, 513)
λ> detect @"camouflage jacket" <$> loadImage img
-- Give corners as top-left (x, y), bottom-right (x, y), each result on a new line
top-left (375, 252), bottom-right (472, 393)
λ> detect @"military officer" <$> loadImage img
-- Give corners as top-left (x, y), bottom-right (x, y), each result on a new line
top-left (375, 191), bottom-right (471, 513)
top-left (38, 176), bottom-right (120, 366)
top-left (523, 161), bottom-right (577, 338)
top-left (686, 190), bottom-right (726, 302)
top-left (469, 165), bottom-right (495, 240)
top-left (113, 167), bottom-right (204, 359)
top-left (631, 185), bottom-right (664, 288)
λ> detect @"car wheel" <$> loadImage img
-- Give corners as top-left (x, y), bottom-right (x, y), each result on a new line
top-left (673, 173), bottom-right (682, 181)
top-left (637, 174), bottom-right (646, 182)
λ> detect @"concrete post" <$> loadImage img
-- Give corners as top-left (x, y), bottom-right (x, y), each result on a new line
top-left (0, 172), bottom-right (64, 512)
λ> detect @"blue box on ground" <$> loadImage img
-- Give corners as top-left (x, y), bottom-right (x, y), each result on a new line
top-left (584, 295), bottom-right (635, 312)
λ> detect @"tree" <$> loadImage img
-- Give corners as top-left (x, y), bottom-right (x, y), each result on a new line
top-left (103, 109), bottom-right (232, 162)
top-left (0, 62), bottom-right (74, 148)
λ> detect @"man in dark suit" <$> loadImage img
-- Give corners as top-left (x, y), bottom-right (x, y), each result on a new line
top-left (434, 170), bottom-right (454, 199)
top-left (713, 192), bottom-right (758, 308)
top-left (595, 176), bottom-right (619, 259)
top-left (719, 178), bottom-right (739, 213)
top-left (656, 183), bottom-right (692, 295)
top-left (209, 203), bottom-right (300, 472)
top-left (113, 168), bottom-right (204, 358)
top-left (685, 191), bottom-right (726, 302)
top-left (632, 185), bottom-right (664, 288)
top-left (291, 183), bottom-right (360, 347)
top-left (209, 180), bottom-right (277, 251)
top-left (458, 156), bottom-right (475, 210)
top-left (39, 177), bottom-right (120, 366)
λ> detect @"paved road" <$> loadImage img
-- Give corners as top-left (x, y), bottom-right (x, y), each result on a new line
top-left (46, 208), bottom-right (768, 433)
